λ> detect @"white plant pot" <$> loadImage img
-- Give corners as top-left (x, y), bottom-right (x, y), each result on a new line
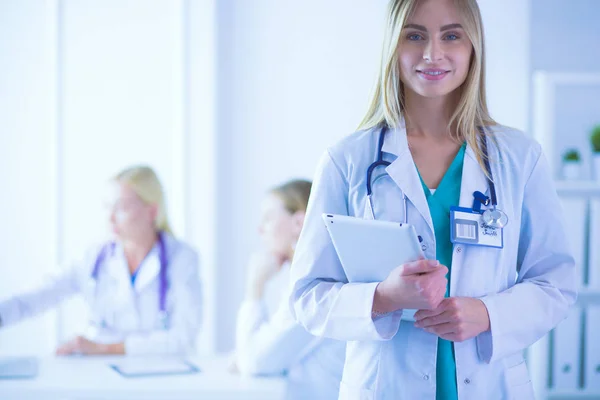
top-left (562, 162), bottom-right (581, 180)
top-left (594, 154), bottom-right (600, 180)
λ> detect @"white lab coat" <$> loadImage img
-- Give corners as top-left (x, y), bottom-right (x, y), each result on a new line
top-left (289, 121), bottom-right (577, 400)
top-left (0, 234), bottom-right (202, 355)
top-left (236, 262), bottom-right (345, 400)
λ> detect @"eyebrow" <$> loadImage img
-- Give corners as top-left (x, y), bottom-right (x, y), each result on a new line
top-left (404, 23), bottom-right (463, 32)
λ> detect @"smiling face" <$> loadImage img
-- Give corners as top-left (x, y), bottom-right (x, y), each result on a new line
top-left (398, 0), bottom-right (473, 100)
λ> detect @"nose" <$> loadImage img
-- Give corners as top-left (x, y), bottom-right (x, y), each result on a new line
top-left (423, 38), bottom-right (443, 63)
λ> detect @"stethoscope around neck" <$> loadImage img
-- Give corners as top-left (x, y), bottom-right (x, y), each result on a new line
top-left (90, 231), bottom-right (169, 328)
top-left (366, 126), bottom-right (507, 229)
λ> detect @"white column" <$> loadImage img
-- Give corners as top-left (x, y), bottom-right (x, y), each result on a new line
top-left (0, 0), bottom-right (60, 355)
top-left (188, 0), bottom-right (218, 355)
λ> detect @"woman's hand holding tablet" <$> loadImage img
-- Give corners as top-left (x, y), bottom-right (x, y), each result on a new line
top-left (372, 260), bottom-right (448, 315)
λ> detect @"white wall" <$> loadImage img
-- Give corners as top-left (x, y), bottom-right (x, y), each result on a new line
top-left (0, 0), bottom-right (217, 355)
top-left (215, 0), bottom-right (389, 351)
top-left (214, 0), bottom-right (532, 352)
top-left (479, 0), bottom-right (531, 132)
top-left (57, 0), bottom-right (189, 341)
top-left (531, 0), bottom-right (600, 73)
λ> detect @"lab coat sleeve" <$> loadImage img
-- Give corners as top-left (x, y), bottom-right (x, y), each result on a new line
top-left (476, 148), bottom-right (577, 363)
top-left (289, 150), bottom-right (403, 341)
top-left (124, 246), bottom-right (202, 356)
top-left (235, 295), bottom-right (321, 376)
top-left (0, 257), bottom-right (88, 328)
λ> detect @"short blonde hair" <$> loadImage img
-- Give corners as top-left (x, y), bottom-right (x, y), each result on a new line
top-left (270, 179), bottom-right (312, 214)
top-left (114, 165), bottom-right (173, 235)
top-left (359, 0), bottom-right (497, 173)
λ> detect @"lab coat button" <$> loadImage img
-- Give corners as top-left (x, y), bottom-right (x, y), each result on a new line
top-left (422, 244), bottom-right (428, 251)
top-left (456, 246), bottom-right (463, 253)
top-left (464, 378), bottom-right (471, 384)
top-left (423, 374), bottom-right (429, 381)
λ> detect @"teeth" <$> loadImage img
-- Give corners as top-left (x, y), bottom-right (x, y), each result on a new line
top-left (423, 71), bottom-right (444, 76)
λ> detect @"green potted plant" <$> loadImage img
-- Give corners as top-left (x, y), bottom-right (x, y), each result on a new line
top-left (562, 148), bottom-right (582, 180)
top-left (591, 124), bottom-right (600, 180)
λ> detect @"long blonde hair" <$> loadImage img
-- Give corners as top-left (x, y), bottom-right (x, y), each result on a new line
top-left (114, 165), bottom-right (173, 235)
top-left (270, 179), bottom-right (312, 214)
top-left (359, 0), bottom-right (497, 171)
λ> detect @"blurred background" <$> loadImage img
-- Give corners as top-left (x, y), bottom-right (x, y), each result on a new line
top-left (0, 1), bottom-right (598, 398)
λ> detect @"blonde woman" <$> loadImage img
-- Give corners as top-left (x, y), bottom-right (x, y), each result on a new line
top-left (0, 166), bottom-right (202, 356)
top-left (289, 0), bottom-right (576, 399)
top-left (234, 180), bottom-right (345, 400)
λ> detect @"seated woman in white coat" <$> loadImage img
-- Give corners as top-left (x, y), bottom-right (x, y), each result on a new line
top-left (289, 0), bottom-right (577, 399)
top-left (233, 179), bottom-right (345, 400)
top-left (0, 165), bottom-right (202, 356)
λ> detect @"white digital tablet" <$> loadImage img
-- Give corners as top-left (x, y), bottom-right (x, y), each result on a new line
top-left (110, 359), bottom-right (200, 378)
top-left (0, 357), bottom-right (39, 379)
top-left (322, 213), bottom-right (425, 321)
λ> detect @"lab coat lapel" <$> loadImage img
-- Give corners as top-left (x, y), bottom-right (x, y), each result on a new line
top-left (382, 125), bottom-right (434, 235)
top-left (104, 245), bottom-right (136, 307)
top-left (449, 142), bottom-right (490, 298)
top-left (133, 245), bottom-right (161, 293)
top-left (458, 143), bottom-right (490, 210)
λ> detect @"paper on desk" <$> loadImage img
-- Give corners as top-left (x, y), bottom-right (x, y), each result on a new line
top-left (110, 359), bottom-right (200, 377)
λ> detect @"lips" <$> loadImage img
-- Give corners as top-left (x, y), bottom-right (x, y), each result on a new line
top-left (416, 69), bottom-right (450, 81)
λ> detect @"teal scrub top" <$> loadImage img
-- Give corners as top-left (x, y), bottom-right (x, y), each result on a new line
top-left (416, 142), bottom-right (466, 400)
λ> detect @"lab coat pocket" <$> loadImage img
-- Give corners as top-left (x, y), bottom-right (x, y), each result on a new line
top-left (340, 340), bottom-right (383, 398)
top-left (505, 360), bottom-right (534, 399)
top-left (508, 382), bottom-right (536, 400)
top-left (338, 381), bottom-right (375, 400)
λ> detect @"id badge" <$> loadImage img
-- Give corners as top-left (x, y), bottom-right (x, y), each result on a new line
top-left (450, 206), bottom-right (503, 248)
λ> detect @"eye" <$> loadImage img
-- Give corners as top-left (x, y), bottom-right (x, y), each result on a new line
top-left (444, 33), bottom-right (459, 41)
top-left (407, 33), bottom-right (424, 41)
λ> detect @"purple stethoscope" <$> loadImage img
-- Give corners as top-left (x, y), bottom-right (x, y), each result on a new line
top-left (91, 232), bottom-right (169, 329)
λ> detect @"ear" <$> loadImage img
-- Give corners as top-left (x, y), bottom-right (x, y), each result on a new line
top-left (291, 210), bottom-right (306, 236)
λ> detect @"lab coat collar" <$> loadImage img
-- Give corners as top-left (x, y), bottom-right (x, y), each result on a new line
top-left (382, 119), bottom-right (434, 235)
top-left (381, 118), bottom-right (405, 157)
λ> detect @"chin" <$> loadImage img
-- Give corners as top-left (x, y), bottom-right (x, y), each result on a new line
top-left (269, 247), bottom-right (284, 257)
top-left (415, 85), bottom-right (459, 99)
top-left (407, 76), bottom-right (462, 98)
top-left (272, 248), bottom-right (289, 261)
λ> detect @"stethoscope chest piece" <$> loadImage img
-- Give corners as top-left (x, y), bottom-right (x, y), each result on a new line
top-left (482, 207), bottom-right (508, 229)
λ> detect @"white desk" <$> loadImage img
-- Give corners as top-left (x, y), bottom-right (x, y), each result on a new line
top-left (0, 356), bottom-right (286, 400)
